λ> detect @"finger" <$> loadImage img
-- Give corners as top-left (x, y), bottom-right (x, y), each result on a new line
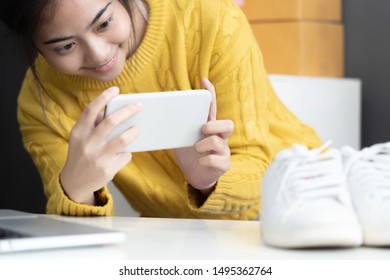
top-left (94, 111), bottom-right (105, 127)
top-left (197, 154), bottom-right (231, 172)
top-left (201, 78), bottom-right (217, 121)
top-left (79, 87), bottom-right (120, 129)
top-left (95, 102), bottom-right (142, 138)
top-left (196, 135), bottom-right (230, 155)
top-left (203, 120), bottom-right (234, 140)
top-left (105, 125), bottom-right (140, 154)
top-left (109, 151), bottom-right (133, 169)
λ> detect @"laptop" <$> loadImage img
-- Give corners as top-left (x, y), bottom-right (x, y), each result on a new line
top-left (0, 209), bottom-right (127, 253)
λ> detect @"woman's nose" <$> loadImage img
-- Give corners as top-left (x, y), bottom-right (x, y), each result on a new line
top-left (83, 38), bottom-right (110, 66)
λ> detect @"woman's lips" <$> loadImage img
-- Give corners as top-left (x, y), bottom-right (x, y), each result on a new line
top-left (88, 50), bottom-right (118, 74)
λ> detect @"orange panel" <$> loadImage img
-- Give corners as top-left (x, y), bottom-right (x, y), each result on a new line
top-left (241, 0), bottom-right (342, 22)
top-left (251, 21), bottom-right (344, 77)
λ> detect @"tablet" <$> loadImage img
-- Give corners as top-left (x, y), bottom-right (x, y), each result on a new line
top-left (104, 89), bottom-right (212, 153)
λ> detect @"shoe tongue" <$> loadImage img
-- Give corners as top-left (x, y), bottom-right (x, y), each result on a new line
top-left (373, 142), bottom-right (390, 151)
top-left (381, 146), bottom-right (390, 154)
top-left (292, 144), bottom-right (309, 154)
top-left (363, 142), bottom-right (390, 156)
top-left (359, 143), bottom-right (390, 172)
top-left (275, 144), bottom-right (307, 159)
top-left (373, 155), bottom-right (390, 172)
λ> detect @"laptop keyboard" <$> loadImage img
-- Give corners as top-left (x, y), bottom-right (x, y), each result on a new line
top-left (0, 227), bottom-right (29, 239)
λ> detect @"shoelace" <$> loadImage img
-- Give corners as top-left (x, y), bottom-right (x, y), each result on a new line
top-left (277, 141), bottom-right (348, 204)
top-left (344, 142), bottom-right (390, 199)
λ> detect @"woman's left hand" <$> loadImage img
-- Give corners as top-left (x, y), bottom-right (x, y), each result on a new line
top-left (174, 78), bottom-right (234, 196)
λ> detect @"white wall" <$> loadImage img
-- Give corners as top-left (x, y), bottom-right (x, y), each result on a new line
top-left (269, 74), bottom-right (361, 149)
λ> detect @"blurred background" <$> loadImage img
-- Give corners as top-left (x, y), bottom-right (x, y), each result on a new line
top-left (1, 0), bottom-right (389, 214)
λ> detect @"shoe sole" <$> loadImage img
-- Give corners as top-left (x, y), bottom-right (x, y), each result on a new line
top-left (363, 225), bottom-right (390, 246)
top-left (262, 224), bottom-right (363, 248)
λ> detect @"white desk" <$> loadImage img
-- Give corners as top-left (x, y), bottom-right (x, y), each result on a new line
top-left (1, 215), bottom-right (389, 260)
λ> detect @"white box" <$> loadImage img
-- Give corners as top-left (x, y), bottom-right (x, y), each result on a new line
top-left (269, 74), bottom-right (361, 149)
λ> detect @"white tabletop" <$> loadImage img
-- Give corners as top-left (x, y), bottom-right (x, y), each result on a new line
top-left (1, 215), bottom-right (389, 260)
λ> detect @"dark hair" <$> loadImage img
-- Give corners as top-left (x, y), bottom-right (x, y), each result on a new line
top-left (0, 0), bottom-right (136, 82)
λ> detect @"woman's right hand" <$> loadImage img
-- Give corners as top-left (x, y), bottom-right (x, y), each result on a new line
top-left (60, 86), bottom-right (142, 205)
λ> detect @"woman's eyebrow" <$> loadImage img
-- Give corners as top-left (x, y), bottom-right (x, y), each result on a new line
top-left (44, 1), bottom-right (112, 45)
top-left (44, 35), bottom-right (73, 45)
top-left (88, 2), bottom-right (112, 28)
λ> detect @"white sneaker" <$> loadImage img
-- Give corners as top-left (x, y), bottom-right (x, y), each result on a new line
top-left (261, 142), bottom-right (363, 248)
top-left (341, 142), bottom-right (390, 246)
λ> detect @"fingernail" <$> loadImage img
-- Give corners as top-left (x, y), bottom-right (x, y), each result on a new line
top-left (108, 86), bottom-right (120, 95)
top-left (202, 77), bottom-right (210, 86)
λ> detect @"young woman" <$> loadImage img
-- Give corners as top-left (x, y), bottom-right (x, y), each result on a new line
top-left (0, 0), bottom-right (321, 219)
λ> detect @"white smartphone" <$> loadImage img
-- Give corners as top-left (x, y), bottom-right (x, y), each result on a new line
top-left (104, 89), bottom-right (212, 153)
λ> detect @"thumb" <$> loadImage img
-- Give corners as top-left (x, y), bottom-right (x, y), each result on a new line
top-left (201, 78), bottom-right (217, 121)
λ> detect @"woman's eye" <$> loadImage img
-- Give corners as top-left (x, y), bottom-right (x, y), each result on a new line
top-left (55, 42), bottom-right (76, 54)
top-left (97, 18), bottom-right (113, 32)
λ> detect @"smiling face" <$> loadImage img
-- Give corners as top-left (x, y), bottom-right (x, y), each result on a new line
top-left (35, 0), bottom-right (133, 82)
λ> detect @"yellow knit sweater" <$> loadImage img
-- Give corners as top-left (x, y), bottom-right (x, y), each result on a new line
top-left (17, 0), bottom-right (322, 219)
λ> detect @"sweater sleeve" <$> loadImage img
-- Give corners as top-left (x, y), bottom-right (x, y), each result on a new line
top-left (186, 0), bottom-right (322, 218)
top-left (17, 70), bottom-right (115, 216)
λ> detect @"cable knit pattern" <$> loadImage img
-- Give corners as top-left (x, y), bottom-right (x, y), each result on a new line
top-left (17, 0), bottom-right (322, 219)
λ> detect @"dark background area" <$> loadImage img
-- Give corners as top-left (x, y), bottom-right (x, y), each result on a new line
top-left (1, 0), bottom-right (389, 213)
top-left (0, 23), bottom-right (46, 213)
top-left (343, 0), bottom-right (390, 146)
